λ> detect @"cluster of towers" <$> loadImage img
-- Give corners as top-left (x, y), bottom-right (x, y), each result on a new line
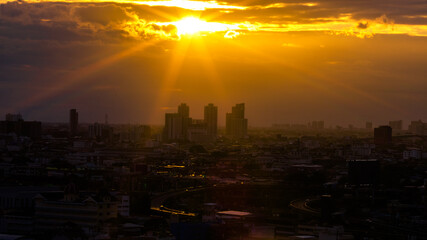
top-left (163, 103), bottom-right (248, 142)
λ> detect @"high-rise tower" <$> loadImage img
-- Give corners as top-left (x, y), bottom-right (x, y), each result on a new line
top-left (226, 103), bottom-right (248, 138)
top-left (69, 109), bottom-right (78, 137)
top-left (163, 103), bottom-right (192, 141)
top-left (178, 103), bottom-right (190, 118)
top-left (164, 113), bottom-right (183, 141)
top-left (374, 125), bottom-right (392, 145)
top-left (204, 103), bottom-right (218, 140)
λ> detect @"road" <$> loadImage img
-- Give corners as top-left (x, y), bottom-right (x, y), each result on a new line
top-left (289, 198), bottom-right (320, 215)
top-left (150, 185), bottom-right (211, 216)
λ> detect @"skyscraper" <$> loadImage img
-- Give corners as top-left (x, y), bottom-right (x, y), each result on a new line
top-left (389, 120), bottom-right (403, 131)
top-left (178, 103), bottom-right (189, 118)
top-left (163, 103), bottom-right (191, 141)
top-left (0, 114), bottom-right (41, 139)
top-left (204, 103), bottom-right (218, 140)
top-left (164, 113), bottom-right (183, 141)
top-left (69, 109), bottom-right (78, 137)
top-left (408, 120), bottom-right (426, 135)
top-left (226, 103), bottom-right (248, 138)
top-left (178, 103), bottom-right (191, 139)
top-left (374, 125), bottom-right (392, 145)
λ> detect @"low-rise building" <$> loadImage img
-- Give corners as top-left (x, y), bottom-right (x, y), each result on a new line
top-left (34, 184), bottom-right (118, 234)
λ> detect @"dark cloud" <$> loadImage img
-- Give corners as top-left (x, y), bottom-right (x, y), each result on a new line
top-left (218, 0), bottom-right (427, 25)
top-left (73, 4), bottom-right (133, 25)
top-left (0, 2), bottom-right (71, 24)
top-left (357, 22), bottom-right (369, 29)
top-left (0, 20), bottom-right (84, 41)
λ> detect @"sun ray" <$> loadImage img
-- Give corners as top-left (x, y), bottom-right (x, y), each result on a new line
top-left (14, 41), bottom-right (156, 112)
top-left (191, 33), bottom-right (230, 101)
top-left (149, 37), bottom-right (193, 123)
top-left (223, 39), bottom-right (406, 115)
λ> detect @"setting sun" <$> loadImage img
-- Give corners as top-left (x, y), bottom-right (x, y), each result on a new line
top-left (172, 17), bottom-right (238, 36)
top-left (2, 0), bottom-right (427, 238)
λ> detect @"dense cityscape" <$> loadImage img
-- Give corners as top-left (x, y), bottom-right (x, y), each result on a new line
top-left (2, 0), bottom-right (427, 238)
top-left (0, 103), bottom-right (427, 239)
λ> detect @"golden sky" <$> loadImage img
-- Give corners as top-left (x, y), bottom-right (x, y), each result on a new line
top-left (0, 0), bottom-right (426, 126)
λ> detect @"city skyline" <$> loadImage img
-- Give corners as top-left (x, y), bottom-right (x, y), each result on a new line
top-left (4, 106), bottom-right (427, 129)
top-left (1, 0), bottom-right (426, 126)
top-left (2, 100), bottom-right (427, 128)
top-left (1, 0), bottom-right (427, 237)
top-left (163, 103), bottom-right (218, 141)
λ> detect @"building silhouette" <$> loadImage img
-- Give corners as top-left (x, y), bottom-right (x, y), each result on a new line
top-left (204, 103), bottom-right (218, 140)
top-left (178, 103), bottom-right (189, 118)
top-left (408, 120), bottom-right (426, 135)
top-left (366, 121), bottom-right (373, 129)
top-left (34, 184), bottom-right (118, 233)
top-left (164, 113), bottom-right (184, 141)
top-left (178, 103), bottom-right (192, 139)
top-left (389, 120), bottom-right (403, 131)
top-left (0, 114), bottom-right (41, 139)
top-left (5, 113), bottom-right (23, 122)
top-left (69, 109), bottom-right (78, 137)
top-left (187, 119), bottom-right (209, 142)
top-left (374, 125), bottom-right (392, 145)
top-left (226, 103), bottom-right (248, 138)
top-left (88, 122), bottom-right (115, 141)
top-left (163, 103), bottom-right (218, 142)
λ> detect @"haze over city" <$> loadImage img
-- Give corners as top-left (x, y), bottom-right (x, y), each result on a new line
top-left (1, 0), bottom-right (427, 126)
top-left (1, 1), bottom-right (427, 239)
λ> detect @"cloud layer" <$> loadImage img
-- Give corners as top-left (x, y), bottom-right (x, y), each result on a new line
top-left (1, 0), bottom-right (427, 43)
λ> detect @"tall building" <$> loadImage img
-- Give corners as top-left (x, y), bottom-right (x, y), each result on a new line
top-left (389, 120), bottom-right (403, 131)
top-left (163, 104), bottom-right (191, 142)
top-left (164, 113), bottom-right (183, 141)
top-left (204, 103), bottom-right (218, 140)
top-left (226, 103), bottom-right (248, 138)
top-left (178, 103), bottom-right (190, 118)
top-left (366, 121), bottom-right (373, 129)
top-left (187, 119), bottom-right (208, 142)
top-left (163, 103), bottom-right (217, 142)
top-left (408, 120), bottom-right (426, 135)
top-left (69, 109), bottom-right (78, 137)
top-left (178, 103), bottom-right (191, 139)
top-left (374, 125), bottom-right (392, 145)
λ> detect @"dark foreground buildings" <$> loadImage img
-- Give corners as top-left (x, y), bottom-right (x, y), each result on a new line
top-left (69, 109), bottom-right (79, 137)
top-left (0, 114), bottom-right (41, 139)
top-left (374, 125), bottom-right (392, 145)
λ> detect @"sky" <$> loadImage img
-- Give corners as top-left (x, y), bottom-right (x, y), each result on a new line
top-left (0, 0), bottom-right (426, 127)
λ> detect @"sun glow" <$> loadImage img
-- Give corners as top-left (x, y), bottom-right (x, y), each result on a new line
top-left (171, 17), bottom-right (239, 36)
top-left (134, 0), bottom-right (245, 10)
